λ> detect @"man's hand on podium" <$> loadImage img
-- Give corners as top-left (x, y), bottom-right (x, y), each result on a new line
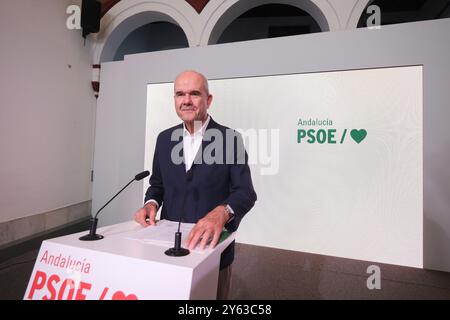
top-left (134, 202), bottom-right (157, 227)
top-left (185, 205), bottom-right (229, 251)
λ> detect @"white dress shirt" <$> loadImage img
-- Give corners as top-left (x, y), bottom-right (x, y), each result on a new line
top-left (183, 115), bottom-right (210, 172)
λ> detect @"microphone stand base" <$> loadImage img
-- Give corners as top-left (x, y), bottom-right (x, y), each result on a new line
top-left (79, 217), bottom-right (104, 241)
top-left (79, 234), bottom-right (104, 241)
top-left (165, 247), bottom-right (190, 257)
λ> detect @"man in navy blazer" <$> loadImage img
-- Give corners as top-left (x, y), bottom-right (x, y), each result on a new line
top-left (134, 70), bottom-right (257, 299)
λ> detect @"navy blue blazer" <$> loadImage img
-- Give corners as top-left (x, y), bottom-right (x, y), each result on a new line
top-left (144, 118), bottom-right (257, 268)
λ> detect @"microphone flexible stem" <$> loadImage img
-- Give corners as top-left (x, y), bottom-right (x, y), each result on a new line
top-left (178, 189), bottom-right (187, 233)
top-left (94, 178), bottom-right (135, 219)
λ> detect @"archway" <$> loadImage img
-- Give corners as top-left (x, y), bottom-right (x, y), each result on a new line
top-left (201, 0), bottom-right (338, 46)
top-left (92, 1), bottom-right (196, 63)
top-left (110, 20), bottom-right (188, 61)
top-left (216, 3), bottom-right (322, 44)
top-left (99, 11), bottom-right (189, 62)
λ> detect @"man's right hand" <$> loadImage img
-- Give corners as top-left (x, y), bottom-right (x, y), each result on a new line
top-left (134, 202), bottom-right (157, 227)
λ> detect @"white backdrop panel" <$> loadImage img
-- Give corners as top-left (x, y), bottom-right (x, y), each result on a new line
top-left (145, 66), bottom-right (423, 268)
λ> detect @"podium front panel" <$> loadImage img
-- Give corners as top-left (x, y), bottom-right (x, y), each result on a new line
top-left (23, 220), bottom-right (234, 300)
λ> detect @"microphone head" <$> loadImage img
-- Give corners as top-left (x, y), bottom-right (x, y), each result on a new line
top-left (135, 170), bottom-right (150, 181)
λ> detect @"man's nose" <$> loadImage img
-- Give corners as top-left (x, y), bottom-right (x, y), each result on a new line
top-left (182, 94), bottom-right (193, 104)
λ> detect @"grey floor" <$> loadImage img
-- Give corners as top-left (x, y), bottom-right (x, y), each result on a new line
top-left (1, 243), bottom-right (450, 300)
top-left (1, 249), bottom-right (39, 300)
top-left (231, 244), bottom-right (450, 299)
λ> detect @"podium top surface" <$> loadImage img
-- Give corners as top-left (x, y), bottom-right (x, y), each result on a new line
top-left (45, 220), bottom-right (235, 270)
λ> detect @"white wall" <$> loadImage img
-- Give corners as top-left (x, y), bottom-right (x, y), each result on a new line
top-left (93, 18), bottom-right (450, 272)
top-left (0, 0), bottom-right (96, 224)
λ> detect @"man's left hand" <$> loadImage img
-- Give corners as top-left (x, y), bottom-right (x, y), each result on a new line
top-left (185, 205), bottom-right (229, 250)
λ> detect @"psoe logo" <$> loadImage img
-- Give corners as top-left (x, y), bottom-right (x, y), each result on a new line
top-left (298, 128), bottom-right (338, 144)
top-left (66, 5), bottom-right (81, 30)
top-left (296, 118), bottom-right (368, 144)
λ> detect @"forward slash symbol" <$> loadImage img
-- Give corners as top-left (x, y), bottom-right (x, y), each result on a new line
top-left (340, 129), bottom-right (347, 144)
top-left (99, 287), bottom-right (109, 300)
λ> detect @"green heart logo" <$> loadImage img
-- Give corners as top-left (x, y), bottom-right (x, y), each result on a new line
top-left (350, 129), bottom-right (367, 144)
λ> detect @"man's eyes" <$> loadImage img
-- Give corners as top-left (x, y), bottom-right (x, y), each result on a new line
top-left (176, 91), bottom-right (201, 97)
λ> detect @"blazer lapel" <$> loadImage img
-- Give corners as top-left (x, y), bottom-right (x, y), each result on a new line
top-left (169, 124), bottom-right (186, 176)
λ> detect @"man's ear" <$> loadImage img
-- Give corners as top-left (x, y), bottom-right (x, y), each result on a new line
top-left (207, 94), bottom-right (213, 107)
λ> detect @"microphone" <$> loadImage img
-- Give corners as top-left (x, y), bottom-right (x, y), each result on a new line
top-left (165, 168), bottom-right (193, 256)
top-left (79, 170), bottom-right (150, 241)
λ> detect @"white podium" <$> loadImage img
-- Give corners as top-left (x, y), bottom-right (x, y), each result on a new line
top-left (24, 220), bottom-right (235, 300)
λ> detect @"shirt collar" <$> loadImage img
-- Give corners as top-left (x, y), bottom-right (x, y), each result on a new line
top-left (183, 115), bottom-right (210, 137)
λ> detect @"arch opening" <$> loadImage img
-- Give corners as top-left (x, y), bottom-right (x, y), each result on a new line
top-left (216, 3), bottom-right (322, 44)
top-left (100, 11), bottom-right (189, 63)
top-left (207, 0), bottom-right (329, 45)
top-left (113, 21), bottom-right (188, 61)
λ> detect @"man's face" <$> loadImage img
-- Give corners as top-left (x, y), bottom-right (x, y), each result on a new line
top-left (174, 72), bottom-right (212, 123)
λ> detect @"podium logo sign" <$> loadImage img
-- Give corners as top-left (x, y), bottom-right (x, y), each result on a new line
top-left (25, 243), bottom-right (140, 300)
